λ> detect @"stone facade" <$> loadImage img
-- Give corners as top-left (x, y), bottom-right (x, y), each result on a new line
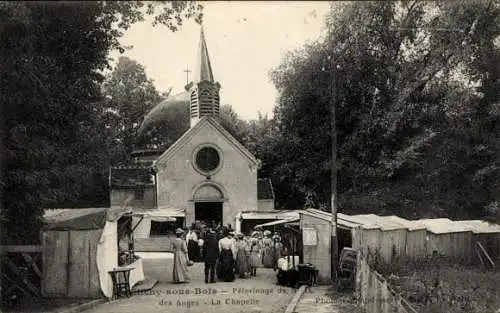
top-left (108, 28), bottom-right (275, 236)
top-left (257, 199), bottom-right (275, 211)
top-left (110, 188), bottom-right (155, 208)
top-left (109, 166), bottom-right (156, 208)
top-left (155, 117), bottom-right (258, 227)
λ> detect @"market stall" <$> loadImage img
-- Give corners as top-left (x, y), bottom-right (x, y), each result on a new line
top-left (255, 218), bottom-right (302, 286)
top-left (255, 217), bottom-right (302, 264)
top-left (42, 207), bottom-right (144, 299)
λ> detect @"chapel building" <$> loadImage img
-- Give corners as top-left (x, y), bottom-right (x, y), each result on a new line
top-left (109, 28), bottom-right (276, 235)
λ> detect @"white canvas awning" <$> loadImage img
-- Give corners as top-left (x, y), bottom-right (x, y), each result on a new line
top-left (254, 218), bottom-right (300, 229)
top-left (127, 207), bottom-right (187, 238)
top-left (411, 218), bottom-right (472, 234)
top-left (43, 207), bottom-right (133, 230)
top-left (239, 211), bottom-right (300, 220)
top-left (131, 207), bottom-right (185, 221)
top-left (301, 209), bottom-right (363, 230)
top-left (453, 220), bottom-right (500, 234)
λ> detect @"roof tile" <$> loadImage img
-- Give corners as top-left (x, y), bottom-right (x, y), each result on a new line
top-left (110, 167), bottom-right (154, 188)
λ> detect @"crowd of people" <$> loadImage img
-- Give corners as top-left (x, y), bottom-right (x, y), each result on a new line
top-left (170, 221), bottom-right (286, 284)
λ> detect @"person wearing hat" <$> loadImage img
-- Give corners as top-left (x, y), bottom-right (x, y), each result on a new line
top-left (217, 229), bottom-right (236, 282)
top-left (272, 234), bottom-right (283, 271)
top-left (186, 225), bottom-right (201, 262)
top-left (202, 227), bottom-right (219, 283)
top-left (171, 228), bottom-right (191, 283)
top-left (249, 236), bottom-right (262, 277)
top-left (228, 231), bottom-right (237, 260)
top-left (234, 233), bottom-right (249, 278)
top-left (244, 235), bottom-right (253, 277)
top-left (261, 230), bottom-right (274, 268)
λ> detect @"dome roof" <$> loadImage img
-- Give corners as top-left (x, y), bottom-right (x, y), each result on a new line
top-left (137, 91), bottom-right (189, 137)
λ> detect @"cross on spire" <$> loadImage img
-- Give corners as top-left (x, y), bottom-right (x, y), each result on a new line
top-left (183, 67), bottom-right (192, 85)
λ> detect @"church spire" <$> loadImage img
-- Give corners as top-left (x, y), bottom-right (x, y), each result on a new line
top-left (189, 26), bottom-right (221, 127)
top-left (194, 27), bottom-right (214, 83)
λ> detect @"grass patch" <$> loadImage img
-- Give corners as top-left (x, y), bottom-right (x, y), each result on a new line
top-left (370, 256), bottom-right (500, 313)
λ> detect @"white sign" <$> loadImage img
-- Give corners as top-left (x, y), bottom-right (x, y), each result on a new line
top-left (303, 228), bottom-right (317, 246)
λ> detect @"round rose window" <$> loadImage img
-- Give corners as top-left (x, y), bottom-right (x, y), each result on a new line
top-left (195, 147), bottom-right (220, 173)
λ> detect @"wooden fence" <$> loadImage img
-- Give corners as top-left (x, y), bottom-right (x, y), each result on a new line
top-left (42, 229), bottom-right (102, 298)
top-left (356, 253), bottom-right (418, 313)
top-left (1, 245), bottom-right (43, 300)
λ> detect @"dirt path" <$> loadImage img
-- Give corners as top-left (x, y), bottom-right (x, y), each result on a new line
top-left (84, 256), bottom-right (295, 313)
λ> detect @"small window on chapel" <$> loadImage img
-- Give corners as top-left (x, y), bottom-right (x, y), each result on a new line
top-left (134, 189), bottom-right (144, 200)
top-left (195, 146), bottom-right (220, 173)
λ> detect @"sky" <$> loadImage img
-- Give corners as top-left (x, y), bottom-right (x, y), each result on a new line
top-left (109, 1), bottom-right (331, 120)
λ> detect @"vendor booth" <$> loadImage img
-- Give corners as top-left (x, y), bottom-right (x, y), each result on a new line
top-left (255, 218), bottom-right (302, 264)
top-left (116, 207), bottom-right (185, 253)
top-left (236, 210), bottom-right (300, 234)
top-left (129, 207), bottom-right (185, 238)
top-left (255, 218), bottom-right (302, 286)
top-left (42, 207), bottom-right (144, 299)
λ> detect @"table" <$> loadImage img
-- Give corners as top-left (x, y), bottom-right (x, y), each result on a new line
top-left (122, 258), bottom-right (144, 289)
top-left (297, 264), bottom-right (319, 286)
top-left (108, 267), bottom-right (135, 299)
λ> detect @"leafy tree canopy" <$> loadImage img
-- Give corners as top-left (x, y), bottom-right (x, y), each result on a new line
top-left (102, 56), bottom-right (164, 160)
top-left (269, 1), bottom-right (500, 219)
top-left (0, 1), bottom-right (203, 243)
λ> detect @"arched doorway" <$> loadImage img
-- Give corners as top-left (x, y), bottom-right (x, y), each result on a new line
top-left (193, 184), bottom-right (224, 228)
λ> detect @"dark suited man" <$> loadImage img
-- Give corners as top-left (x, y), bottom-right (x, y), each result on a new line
top-left (202, 227), bottom-right (219, 283)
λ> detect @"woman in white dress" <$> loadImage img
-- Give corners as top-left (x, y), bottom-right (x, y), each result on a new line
top-left (186, 226), bottom-right (201, 262)
top-left (171, 228), bottom-right (191, 283)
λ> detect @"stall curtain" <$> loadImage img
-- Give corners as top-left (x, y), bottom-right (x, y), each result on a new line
top-left (96, 220), bottom-right (118, 299)
top-left (133, 216), bottom-right (151, 239)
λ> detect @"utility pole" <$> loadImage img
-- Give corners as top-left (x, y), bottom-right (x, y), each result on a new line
top-left (329, 52), bottom-right (338, 283)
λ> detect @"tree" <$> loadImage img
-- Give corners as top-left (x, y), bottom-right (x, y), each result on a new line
top-left (102, 56), bottom-right (163, 159)
top-left (269, 46), bottom-right (331, 209)
top-left (0, 1), bottom-right (203, 244)
top-left (269, 1), bottom-right (500, 217)
top-left (242, 113), bottom-right (288, 205)
top-left (244, 112), bottom-right (275, 155)
top-left (219, 104), bottom-right (249, 145)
